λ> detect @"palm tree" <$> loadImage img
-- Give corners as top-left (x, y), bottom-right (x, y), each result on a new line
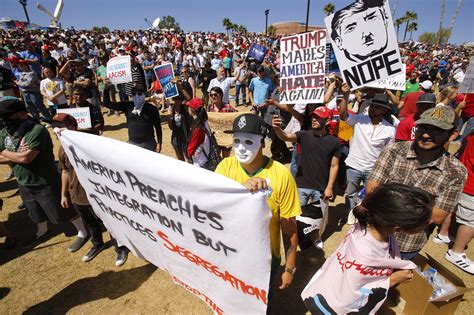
top-left (408, 22), bottom-right (418, 40)
top-left (392, 0), bottom-right (399, 18)
top-left (403, 11), bottom-right (418, 41)
top-left (395, 17), bottom-right (405, 39)
top-left (267, 25), bottom-right (277, 35)
top-left (323, 3), bottom-right (336, 16)
top-left (437, 0), bottom-right (445, 45)
top-left (222, 18), bottom-right (232, 36)
top-left (446, 0), bottom-right (463, 43)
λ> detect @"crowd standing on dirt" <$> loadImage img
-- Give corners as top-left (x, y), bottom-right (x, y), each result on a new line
top-left (0, 26), bottom-right (473, 313)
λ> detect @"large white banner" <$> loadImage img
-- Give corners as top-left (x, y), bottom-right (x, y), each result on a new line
top-left (459, 57), bottom-right (474, 93)
top-left (106, 55), bottom-right (133, 85)
top-left (325, 0), bottom-right (403, 90)
top-left (57, 131), bottom-right (272, 314)
top-left (279, 30), bottom-right (326, 104)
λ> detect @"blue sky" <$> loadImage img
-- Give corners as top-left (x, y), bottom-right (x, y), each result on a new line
top-left (1, 0), bottom-right (473, 44)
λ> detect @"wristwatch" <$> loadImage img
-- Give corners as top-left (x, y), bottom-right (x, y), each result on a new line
top-left (284, 266), bottom-right (296, 275)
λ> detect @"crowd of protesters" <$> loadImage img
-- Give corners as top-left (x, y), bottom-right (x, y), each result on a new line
top-left (0, 26), bottom-right (473, 313)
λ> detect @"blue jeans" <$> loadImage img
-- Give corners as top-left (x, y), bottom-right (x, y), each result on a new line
top-left (22, 92), bottom-right (52, 120)
top-left (345, 167), bottom-right (371, 210)
top-left (298, 188), bottom-right (322, 206)
top-left (235, 84), bottom-right (246, 105)
top-left (400, 251), bottom-right (419, 260)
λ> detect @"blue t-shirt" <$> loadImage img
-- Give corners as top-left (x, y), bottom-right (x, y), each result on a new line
top-left (20, 51), bottom-right (41, 76)
top-left (249, 77), bottom-right (274, 105)
top-left (223, 57), bottom-right (231, 69)
top-left (143, 59), bottom-right (155, 77)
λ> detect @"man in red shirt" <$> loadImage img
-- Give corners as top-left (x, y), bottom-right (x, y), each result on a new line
top-left (398, 80), bottom-right (432, 119)
top-left (395, 93), bottom-right (436, 141)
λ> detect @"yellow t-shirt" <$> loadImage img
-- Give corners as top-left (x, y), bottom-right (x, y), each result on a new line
top-left (215, 156), bottom-right (302, 258)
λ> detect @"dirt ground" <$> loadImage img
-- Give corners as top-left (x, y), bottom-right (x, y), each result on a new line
top-left (0, 104), bottom-right (472, 314)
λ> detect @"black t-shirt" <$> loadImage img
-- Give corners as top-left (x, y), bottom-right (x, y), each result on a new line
top-left (295, 130), bottom-right (341, 191)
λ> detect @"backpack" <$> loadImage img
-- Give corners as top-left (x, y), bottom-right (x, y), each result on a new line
top-left (202, 126), bottom-right (222, 171)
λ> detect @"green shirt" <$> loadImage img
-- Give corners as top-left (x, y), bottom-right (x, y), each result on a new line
top-left (96, 65), bottom-right (107, 91)
top-left (401, 80), bottom-right (419, 98)
top-left (0, 124), bottom-right (58, 186)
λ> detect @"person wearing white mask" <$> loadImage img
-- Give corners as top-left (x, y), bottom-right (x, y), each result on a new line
top-left (215, 113), bottom-right (301, 312)
top-left (103, 85), bottom-right (162, 152)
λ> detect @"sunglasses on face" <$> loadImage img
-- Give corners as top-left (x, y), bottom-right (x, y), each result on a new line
top-left (210, 93), bottom-right (219, 97)
top-left (416, 125), bottom-right (446, 136)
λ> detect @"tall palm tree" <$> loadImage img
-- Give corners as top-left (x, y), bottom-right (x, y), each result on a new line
top-left (446, 0), bottom-right (463, 43)
top-left (222, 18), bottom-right (231, 36)
top-left (437, 0), bottom-right (445, 45)
top-left (408, 22), bottom-right (418, 40)
top-left (392, 0), bottom-right (399, 18)
top-left (323, 3), bottom-right (336, 16)
top-left (403, 11), bottom-right (418, 41)
top-left (395, 17), bottom-right (405, 39)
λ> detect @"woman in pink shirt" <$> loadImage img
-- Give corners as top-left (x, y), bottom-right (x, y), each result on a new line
top-left (302, 183), bottom-right (433, 314)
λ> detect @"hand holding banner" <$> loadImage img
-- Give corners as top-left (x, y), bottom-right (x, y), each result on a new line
top-left (57, 131), bottom-right (272, 314)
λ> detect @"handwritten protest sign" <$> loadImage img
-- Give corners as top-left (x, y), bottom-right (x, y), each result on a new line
top-left (57, 107), bottom-right (91, 128)
top-left (325, 0), bottom-right (403, 90)
top-left (247, 43), bottom-right (267, 63)
top-left (106, 55), bottom-right (132, 85)
top-left (154, 63), bottom-right (179, 99)
top-left (279, 30), bottom-right (326, 104)
top-left (366, 64), bottom-right (406, 91)
top-left (57, 131), bottom-right (272, 314)
top-left (459, 57), bottom-right (474, 93)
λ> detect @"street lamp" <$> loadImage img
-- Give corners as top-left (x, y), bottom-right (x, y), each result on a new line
top-left (305, 0), bottom-right (311, 32)
top-left (19, 0), bottom-right (31, 24)
top-left (265, 9), bottom-right (269, 36)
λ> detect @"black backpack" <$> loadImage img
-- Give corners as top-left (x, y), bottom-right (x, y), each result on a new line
top-left (202, 126), bottom-right (222, 171)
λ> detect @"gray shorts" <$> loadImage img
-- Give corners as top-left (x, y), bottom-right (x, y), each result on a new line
top-left (19, 180), bottom-right (77, 224)
top-left (455, 193), bottom-right (474, 228)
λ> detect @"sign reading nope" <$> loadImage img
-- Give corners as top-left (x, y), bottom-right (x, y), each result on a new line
top-left (106, 55), bottom-right (133, 85)
top-left (57, 130), bottom-right (272, 314)
top-left (56, 107), bottom-right (91, 128)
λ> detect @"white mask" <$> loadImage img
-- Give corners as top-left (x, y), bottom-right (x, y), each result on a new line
top-left (233, 132), bottom-right (263, 164)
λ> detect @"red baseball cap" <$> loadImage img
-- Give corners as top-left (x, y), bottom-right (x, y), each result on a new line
top-left (185, 97), bottom-right (204, 110)
top-left (311, 106), bottom-right (332, 119)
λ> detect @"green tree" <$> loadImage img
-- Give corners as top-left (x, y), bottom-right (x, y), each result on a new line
top-left (267, 25), bottom-right (277, 35)
top-left (158, 16), bottom-right (181, 31)
top-left (323, 3), bottom-right (335, 16)
top-left (407, 22), bottom-right (418, 40)
top-left (437, 0), bottom-right (445, 45)
top-left (419, 28), bottom-right (451, 45)
top-left (395, 17), bottom-right (405, 39)
top-left (92, 26), bottom-right (109, 33)
top-left (446, 0), bottom-right (463, 43)
top-left (402, 11), bottom-right (418, 41)
top-left (222, 18), bottom-right (232, 36)
top-left (235, 24), bottom-right (248, 34)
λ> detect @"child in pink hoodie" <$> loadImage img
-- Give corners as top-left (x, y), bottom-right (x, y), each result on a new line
top-left (302, 183), bottom-right (433, 314)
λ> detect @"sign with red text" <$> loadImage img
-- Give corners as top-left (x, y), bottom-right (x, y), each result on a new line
top-left (325, 0), bottom-right (403, 90)
top-left (57, 107), bottom-right (91, 129)
top-left (279, 30), bottom-right (326, 104)
top-left (57, 130), bottom-right (272, 314)
top-left (106, 55), bottom-right (133, 84)
top-left (154, 63), bottom-right (179, 99)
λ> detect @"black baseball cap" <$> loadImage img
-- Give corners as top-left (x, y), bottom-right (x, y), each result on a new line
top-left (224, 114), bottom-right (267, 137)
top-left (416, 93), bottom-right (436, 104)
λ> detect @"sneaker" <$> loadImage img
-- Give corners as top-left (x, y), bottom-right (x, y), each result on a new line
top-left (433, 234), bottom-right (451, 244)
top-left (21, 231), bottom-right (50, 249)
top-left (115, 249), bottom-right (129, 267)
top-left (445, 250), bottom-right (474, 274)
top-left (82, 244), bottom-right (105, 262)
top-left (4, 172), bottom-right (14, 180)
top-left (314, 240), bottom-right (324, 250)
top-left (68, 235), bottom-right (90, 252)
top-left (17, 203), bottom-right (27, 210)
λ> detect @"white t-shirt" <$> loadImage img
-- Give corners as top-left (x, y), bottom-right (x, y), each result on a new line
top-left (207, 77), bottom-right (236, 103)
top-left (345, 114), bottom-right (396, 172)
top-left (40, 77), bottom-right (67, 106)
